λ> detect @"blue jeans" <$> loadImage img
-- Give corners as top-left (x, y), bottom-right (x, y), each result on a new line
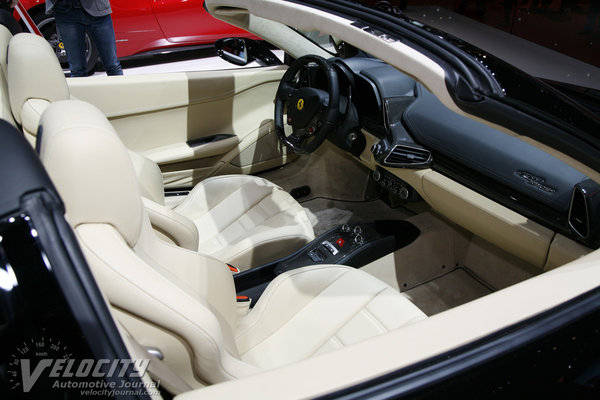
top-left (53, 5), bottom-right (122, 76)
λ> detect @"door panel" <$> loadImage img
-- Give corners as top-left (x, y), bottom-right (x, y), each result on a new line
top-left (67, 66), bottom-right (293, 188)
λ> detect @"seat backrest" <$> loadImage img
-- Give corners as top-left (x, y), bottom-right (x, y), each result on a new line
top-left (39, 99), bottom-right (260, 383)
top-left (7, 33), bottom-right (70, 145)
top-left (0, 24), bottom-right (16, 126)
top-left (6, 32), bottom-right (201, 250)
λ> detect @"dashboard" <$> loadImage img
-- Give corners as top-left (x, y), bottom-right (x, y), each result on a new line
top-left (306, 56), bottom-right (600, 249)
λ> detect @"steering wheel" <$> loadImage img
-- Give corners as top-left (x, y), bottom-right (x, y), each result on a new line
top-left (274, 55), bottom-right (340, 154)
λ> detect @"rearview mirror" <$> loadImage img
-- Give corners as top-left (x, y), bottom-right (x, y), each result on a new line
top-left (216, 38), bottom-right (283, 67)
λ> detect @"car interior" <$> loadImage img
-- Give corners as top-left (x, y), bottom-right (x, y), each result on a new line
top-left (1, 0), bottom-right (600, 396)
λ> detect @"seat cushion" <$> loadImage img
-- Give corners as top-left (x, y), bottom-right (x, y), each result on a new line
top-left (173, 174), bottom-right (314, 269)
top-left (235, 265), bottom-right (427, 369)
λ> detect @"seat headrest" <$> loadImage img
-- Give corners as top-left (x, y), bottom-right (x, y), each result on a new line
top-left (39, 100), bottom-right (143, 247)
top-left (0, 24), bottom-right (12, 80)
top-left (7, 33), bottom-right (69, 125)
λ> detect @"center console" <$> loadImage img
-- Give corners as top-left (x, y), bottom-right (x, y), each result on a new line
top-left (234, 220), bottom-right (420, 304)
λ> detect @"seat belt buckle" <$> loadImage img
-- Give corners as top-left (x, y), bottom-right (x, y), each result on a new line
top-left (236, 295), bottom-right (252, 317)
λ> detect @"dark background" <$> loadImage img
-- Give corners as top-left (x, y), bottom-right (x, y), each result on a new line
top-left (360, 0), bottom-right (600, 68)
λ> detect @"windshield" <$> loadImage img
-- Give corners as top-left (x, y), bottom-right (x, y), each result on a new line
top-left (295, 30), bottom-right (338, 54)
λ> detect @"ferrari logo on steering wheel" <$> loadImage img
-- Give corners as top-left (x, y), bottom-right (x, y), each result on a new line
top-left (297, 98), bottom-right (304, 111)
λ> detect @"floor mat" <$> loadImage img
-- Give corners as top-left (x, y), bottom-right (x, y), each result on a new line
top-left (403, 267), bottom-right (493, 316)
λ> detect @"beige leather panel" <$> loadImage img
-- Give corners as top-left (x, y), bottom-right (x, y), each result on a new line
top-left (229, 129), bottom-right (286, 168)
top-left (186, 68), bottom-right (283, 145)
top-left (67, 73), bottom-right (188, 119)
top-left (67, 68), bottom-right (284, 152)
top-left (67, 68), bottom-right (287, 186)
top-left (147, 135), bottom-right (240, 165)
top-left (420, 170), bottom-right (553, 268)
top-left (67, 74), bottom-right (188, 151)
top-left (358, 132), bottom-right (578, 271)
top-left (544, 233), bottom-right (591, 271)
top-left (361, 212), bottom-right (463, 292)
top-left (216, 120), bottom-right (294, 179)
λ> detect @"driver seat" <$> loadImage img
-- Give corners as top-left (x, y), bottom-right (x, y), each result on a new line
top-left (39, 100), bottom-right (427, 384)
top-left (7, 32), bottom-right (314, 269)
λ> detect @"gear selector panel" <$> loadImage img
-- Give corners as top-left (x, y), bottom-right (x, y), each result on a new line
top-left (273, 220), bottom-right (420, 275)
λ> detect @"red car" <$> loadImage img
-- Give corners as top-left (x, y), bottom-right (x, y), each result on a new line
top-left (16, 0), bottom-right (255, 72)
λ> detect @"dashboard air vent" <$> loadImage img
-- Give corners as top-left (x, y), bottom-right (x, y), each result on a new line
top-left (569, 187), bottom-right (589, 239)
top-left (384, 145), bottom-right (432, 168)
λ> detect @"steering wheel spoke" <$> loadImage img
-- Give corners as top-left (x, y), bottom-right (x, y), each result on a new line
top-left (274, 55), bottom-right (340, 154)
top-left (277, 81), bottom-right (296, 100)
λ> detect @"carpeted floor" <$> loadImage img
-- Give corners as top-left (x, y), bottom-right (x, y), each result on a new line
top-left (402, 267), bottom-right (494, 316)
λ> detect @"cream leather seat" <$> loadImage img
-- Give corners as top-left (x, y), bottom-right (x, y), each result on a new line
top-left (8, 32), bottom-right (314, 269)
top-left (137, 154), bottom-right (314, 269)
top-left (40, 100), bottom-right (427, 384)
top-left (7, 33), bottom-right (70, 145)
top-left (0, 25), bottom-right (16, 127)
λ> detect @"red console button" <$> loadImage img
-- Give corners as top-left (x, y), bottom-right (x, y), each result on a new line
top-left (336, 238), bottom-right (345, 247)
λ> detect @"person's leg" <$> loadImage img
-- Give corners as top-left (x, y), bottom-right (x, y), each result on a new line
top-left (53, 5), bottom-right (87, 77)
top-left (85, 13), bottom-right (122, 76)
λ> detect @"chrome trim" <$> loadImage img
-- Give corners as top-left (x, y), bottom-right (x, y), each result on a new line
top-left (383, 144), bottom-right (432, 168)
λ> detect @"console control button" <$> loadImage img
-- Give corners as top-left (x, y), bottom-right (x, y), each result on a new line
top-left (336, 238), bottom-right (345, 247)
top-left (308, 249), bottom-right (324, 262)
top-left (321, 240), bottom-right (339, 256)
top-left (354, 234), bottom-right (364, 245)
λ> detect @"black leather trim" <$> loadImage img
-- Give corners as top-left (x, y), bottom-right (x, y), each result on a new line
top-left (403, 84), bottom-right (587, 213)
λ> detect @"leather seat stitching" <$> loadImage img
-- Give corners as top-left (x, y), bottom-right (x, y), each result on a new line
top-left (331, 334), bottom-right (344, 348)
top-left (360, 307), bottom-right (388, 334)
top-left (176, 177), bottom-right (250, 217)
top-left (306, 286), bottom-right (389, 358)
top-left (197, 182), bottom-right (271, 233)
top-left (236, 267), bottom-right (352, 343)
top-left (199, 187), bottom-right (294, 243)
